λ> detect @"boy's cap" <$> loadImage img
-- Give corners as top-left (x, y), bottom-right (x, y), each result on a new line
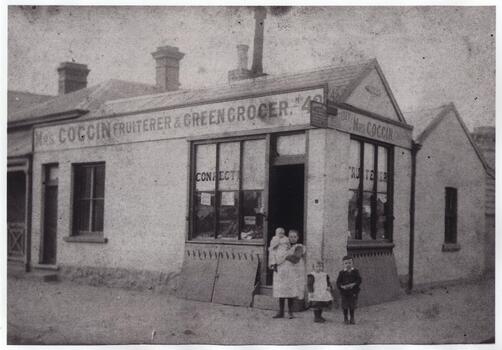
top-left (342, 255), bottom-right (353, 261)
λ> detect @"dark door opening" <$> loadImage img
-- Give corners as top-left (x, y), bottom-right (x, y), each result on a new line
top-left (41, 165), bottom-right (58, 265)
top-left (7, 171), bottom-right (26, 258)
top-left (266, 164), bottom-right (305, 284)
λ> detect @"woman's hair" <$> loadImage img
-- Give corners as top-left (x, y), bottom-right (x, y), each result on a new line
top-left (288, 229), bottom-right (301, 239)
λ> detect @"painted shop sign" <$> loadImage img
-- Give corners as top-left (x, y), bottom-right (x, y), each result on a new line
top-left (332, 108), bottom-right (412, 149)
top-left (34, 88), bottom-right (325, 152)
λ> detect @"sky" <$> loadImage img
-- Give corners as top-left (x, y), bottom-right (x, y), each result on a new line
top-left (7, 5), bottom-right (495, 129)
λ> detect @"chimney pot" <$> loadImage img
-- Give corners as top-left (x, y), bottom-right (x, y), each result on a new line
top-left (228, 44), bottom-right (252, 83)
top-left (57, 62), bottom-right (90, 95)
top-left (151, 45), bottom-right (185, 92)
top-left (236, 44), bottom-right (249, 70)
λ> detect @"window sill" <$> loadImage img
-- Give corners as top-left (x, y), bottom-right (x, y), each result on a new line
top-left (347, 240), bottom-right (394, 250)
top-left (63, 236), bottom-right (108, 244)
top-left (442, 243), bottom-right (460, 252)
top-left (186, 239), bottom-right (264, 246)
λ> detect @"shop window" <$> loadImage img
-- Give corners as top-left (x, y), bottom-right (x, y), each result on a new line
top-left (347, 138), bottom-right (393, 241)
top-left (72, 163), bottom-right (105, 236)
top-left (192, 138), bottom-right (266, 241)
top-left (444, 187), bottom-right (458, 244)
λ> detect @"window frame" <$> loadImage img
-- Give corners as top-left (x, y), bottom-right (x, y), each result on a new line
top-left (444, 187), bottom-right (458, 244)
top-left (348, 135), bottom-right (394, 243)
top-left (188, 135), bottom-right (267, 243)
top-left (71, 162), bottom-right (106, 237)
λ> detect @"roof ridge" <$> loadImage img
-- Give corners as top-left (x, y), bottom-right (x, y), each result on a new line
top-left (403, 103), bottom-right (450, 114)
top-left (103, 58), bottom-right (377, 107)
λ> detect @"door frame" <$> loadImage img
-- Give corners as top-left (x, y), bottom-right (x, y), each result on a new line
top-left (261, 131), bottom-right (309, 285)
top-left (40, 163), bottom-right (59, 265)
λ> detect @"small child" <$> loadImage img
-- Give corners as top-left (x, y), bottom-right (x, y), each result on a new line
top-left (336, 255), bottom-right (362, 325)
top-left (268, 227), bottom-right (291, 272)
top-left (307, 261), bottom-right (333, 323)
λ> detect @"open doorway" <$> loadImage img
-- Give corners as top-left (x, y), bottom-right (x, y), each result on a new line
top-left (266, 164), bottom-right (305, 284)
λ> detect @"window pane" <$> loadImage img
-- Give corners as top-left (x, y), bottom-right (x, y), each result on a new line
top-left (349, 140), bottom-right (361, 190)
top-left (377, 146), bottom-right (388, 194)
top-left (276, 133), bottom-right (305, 156)
top-left (92, 199), bottom-right (104, 232)
top-left (363, 143), bottom-right (375, 191)
top-left (75, 199), bottom-right (90, 232)
top-left (218, 142), bottom-right (240, 191)
top-left (75, 167), bottom-right (92, 199)
top-left (48, 166), bottom-right (59, 182)
top-left (376, 193), bottom-right (389, 239)
top-left (347, 190), bottom-right (359, 239)
top-left (194, 192), bottom-right (215, 239)
top-left (241, 190), bottom-right (264, 240)
top-left (361, 192), bottom-right (374, 240)
top-left (243, 139), bottom-right (265, 190)
top-left (195, 144), bottom-right (216, 191)
top-left (217, 191), bottom-right (239, 239)
top-left (94, 165), bottom-right (106, 198)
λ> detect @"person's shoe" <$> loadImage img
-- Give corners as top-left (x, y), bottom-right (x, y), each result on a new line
top-left (350, 318), bottom-right (355, 324)
top-left (344, 318), bottom-right (350, 325)
top-left (272, 312), bottom-right (284, 319)
top-left (288, 312), bottom-right (294, 319)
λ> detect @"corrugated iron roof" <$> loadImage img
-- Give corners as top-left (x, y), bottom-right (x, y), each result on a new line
top-left (90, 59), bottom-right (376, 118)
top-left (8, 79), bottom-right (157, 125)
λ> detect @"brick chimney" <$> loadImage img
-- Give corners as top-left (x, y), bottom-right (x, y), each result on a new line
top-left (57, 62), bottom-right (90, 95)
top-left (151, 45), bottom-right (185, 92)
top-left (228, 44), bottom-right (253, 83)
top-left (251, 7), bottom-right (267, 78)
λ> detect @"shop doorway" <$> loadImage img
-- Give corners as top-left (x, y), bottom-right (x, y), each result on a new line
top-left (41, 164), bottom-right (58, 265)
top-left (266, 164), bottom-right (305, 284)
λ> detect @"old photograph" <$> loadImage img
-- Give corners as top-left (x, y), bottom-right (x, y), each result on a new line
top-left (5, 4), bottom-right (496, 346)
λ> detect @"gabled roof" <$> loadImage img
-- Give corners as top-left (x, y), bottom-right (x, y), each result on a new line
top-left (8, 90), bottom-right (54, 116)
top-left (8, 79), bottom-right (157, 128)
top-left (90, 60), bottom-right (380, 119)
top-left (404, 103), bottom-right (494, 177)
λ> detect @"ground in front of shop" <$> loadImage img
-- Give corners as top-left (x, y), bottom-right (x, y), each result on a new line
top-left (7, 276), bottom-right (495, 345)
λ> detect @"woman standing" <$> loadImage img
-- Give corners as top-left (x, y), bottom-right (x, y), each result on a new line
top-left (272, 229), bottom-right (306, 319)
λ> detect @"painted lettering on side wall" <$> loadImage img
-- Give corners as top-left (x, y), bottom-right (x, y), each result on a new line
top-left (330, 108), bottom-right (412, 149)
top-left (34, 88), bottom-right (324, 152)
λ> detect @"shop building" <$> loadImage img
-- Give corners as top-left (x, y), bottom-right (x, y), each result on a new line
top-left (10, 41), bottom-right (491, 307)
top-left (27, 40), bottom-right (415, 306)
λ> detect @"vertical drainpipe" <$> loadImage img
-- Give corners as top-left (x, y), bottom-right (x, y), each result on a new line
top-left (408, 141), bottom-right (421, 291)
top-left (24, 155), bottom-right (32, 272)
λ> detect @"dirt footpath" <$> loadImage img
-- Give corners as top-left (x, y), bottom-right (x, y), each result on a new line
top-left (7, 277), bottom-right (495, 345)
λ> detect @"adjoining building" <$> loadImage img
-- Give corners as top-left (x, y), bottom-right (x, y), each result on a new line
top-left (405, 104), bottom-right (494, 288)
top-left (471, 126), bottom-right (495, 276)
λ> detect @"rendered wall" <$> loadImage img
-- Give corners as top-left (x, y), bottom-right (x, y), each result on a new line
top-left (31, 138), bottom-right (188, 275)
top-left (393, 147), bottom-right (412, 278)
top-left (414, 111), bottom-right (486, 285)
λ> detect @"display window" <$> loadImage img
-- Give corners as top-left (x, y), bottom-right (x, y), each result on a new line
top-left (191, 137), bottom-right (266, 241)
top-left (347, 137), bottom-right (393, 241)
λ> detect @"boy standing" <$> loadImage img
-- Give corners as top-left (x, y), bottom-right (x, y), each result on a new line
top-left (336, 255), bottom-right (362, 325)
